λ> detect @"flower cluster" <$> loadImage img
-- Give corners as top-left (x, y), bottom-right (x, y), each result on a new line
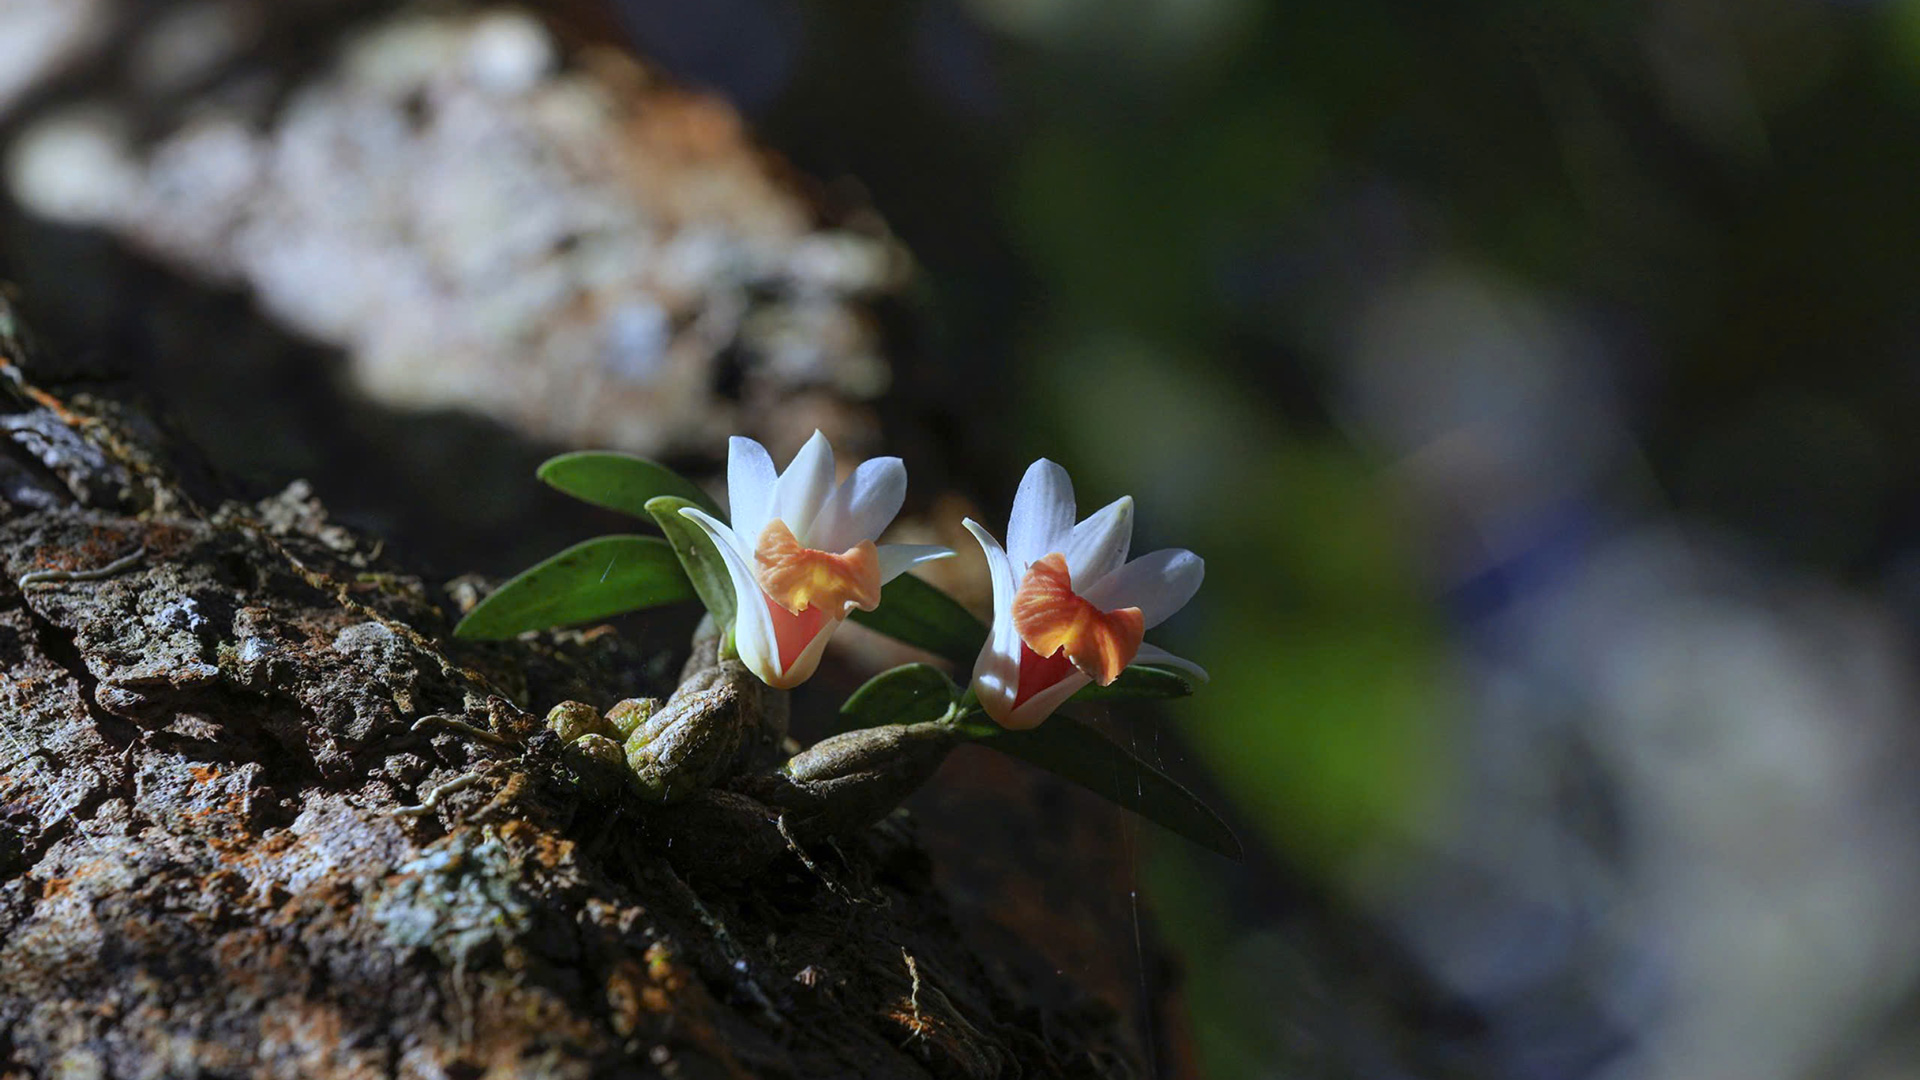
top-left (680, 433), bottom-right (950, 689)
top-left (963, 460), bottom-right (1206, 729)
top-left (686, 434), bottom-right (1205, 728)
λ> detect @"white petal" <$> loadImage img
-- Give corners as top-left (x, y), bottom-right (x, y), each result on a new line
top-left (680, 507), bottom-right (783, 686)
top-left (962, 519), bottom-right (1019, 631)
top-left (1006, 459), bottom-right (1075, 572)
top-left (772, 430), bottom-right (837, 543)
top-left (1133, 642), bottom-right (1209, 683)
top-left (1004, 670), bottom-right (1091, 730)
top-left (876, 543), bottom-right (955, 583)
top-left (807, 455), bottom-right (906, 553)
top-left (1080, 548), bottom-right (1204, 628)
top-left (971, 655), bottom-right (1019, 727)
top-left (963, 518), bottom-right (1024, 724)
top-left (726, 436), bottom-right (777, 546)
top-left (1061, 495), bottom-right (1133, 588)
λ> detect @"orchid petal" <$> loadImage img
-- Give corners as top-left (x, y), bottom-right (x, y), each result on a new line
top-left (1062, 495), bottom-right (1133, 588)
top-left (1004, 670), bottom-right (1092, 730)
top-left (1006, 459), bottom-right (1075, 572)
top-left (772, 430), bottom-right (837, 542)
top-left (973, 664), bottom-right (1019, 727)
top-left (962, 520), bottom-right (1020, 653)
top-left (1133, 643), bottom-right (1209, 683)
top-left (963, 518), bottom-right (1024, 725)
top-left (680, 507), bottom-right (783, 686)
top-left (876, 543), bottom-right (956, 583)
top-left (726, 436), bottom-right (777, 546)
top-left (1080, 549), bottom-right (1204, 629)
top-left (807, 455), bottom-right (907, 553)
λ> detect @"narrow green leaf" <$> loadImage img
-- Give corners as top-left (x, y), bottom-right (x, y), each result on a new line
top-left (840, 664), bottom-right (960, 731)
top-left (645, 496), bottom-right (736, 632)
top-left (453, 535), bottom-right (694, 640)
top-left (539, 451), bottom-right (721, 519)
top-left (959, 716), bottom-right (1242, 859)
top-left (1070, 664), bottom-right (1196, 703)
top-left (848, 573), bottom-right (987, 668)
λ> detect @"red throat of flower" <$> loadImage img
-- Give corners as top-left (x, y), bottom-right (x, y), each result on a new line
top-left (764, 594), bottom-right (831, 671)
top-left (1011, 552), bottom-right (1144, 691)
top-left (1012, 641), bottom-right (1077, 710)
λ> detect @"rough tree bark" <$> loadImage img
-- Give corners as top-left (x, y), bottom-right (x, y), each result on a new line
top-left (0, 297), bottom-right (1143, 1078)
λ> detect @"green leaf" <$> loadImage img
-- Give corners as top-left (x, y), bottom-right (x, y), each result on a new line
top-left (645, 496), bottom-right (736, 632)
top-left (539, 451), bottom-right (721, 519)
top-left (960, 716), bottom-right (1242, 859)
top-left (848, 573), bottom-right (987, 668)
top-left (1071, 664), bottom-right (1196, 703)
top-left (840, 664), bottom-right (960, 731)
top-left (453, 535), bottom-right (694, 640)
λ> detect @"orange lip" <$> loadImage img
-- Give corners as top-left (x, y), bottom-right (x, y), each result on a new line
top-left (754, 519), bottom-right (882, 618)
top-left (1011, 553), bottom-right (1143, 687)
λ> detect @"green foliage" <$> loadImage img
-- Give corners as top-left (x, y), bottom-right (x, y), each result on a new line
top-left (840, 661), bottom-right (1236, 857)
top-left (538, 451), bottom-right (721, 519)
top-left (481, 452), bottom-right (737, 638)
top-left (840, 663), bottom-right (960, 730)
top-left (847, 659), bottom-right (1193, 718)
top-left (1071, 664), bottom-right (1195, 702)
top-left (960, 715), bottom-right (1241, 860)
top-left (453, 536), bottom-right (694, 640)
top-left (847, 573), bottom-right (988, 667)
top-left (644, 496), bottom-right (737, 631)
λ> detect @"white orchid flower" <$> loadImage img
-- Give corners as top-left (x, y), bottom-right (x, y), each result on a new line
top-left (964, 459), bottom-right (1206, 730)
top-left (680, 432), bottom-right (954, 689)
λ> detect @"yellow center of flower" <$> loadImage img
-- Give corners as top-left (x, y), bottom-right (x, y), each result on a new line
top-left (753, 519), bottom-right (882, 617)
top-left (1011, 553), bottom-right (1143, 687)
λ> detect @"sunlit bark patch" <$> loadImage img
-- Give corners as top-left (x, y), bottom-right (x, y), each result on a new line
top-left (754, 519), bottom-right (881, 616)
top-left (1011, 553), bottom-right (1144, 687)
